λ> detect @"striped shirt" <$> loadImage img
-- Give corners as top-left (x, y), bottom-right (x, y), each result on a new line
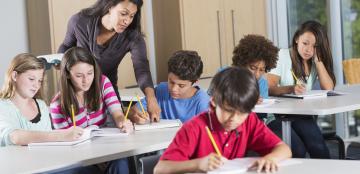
top-left (50, 75), bottom-right (122, 129)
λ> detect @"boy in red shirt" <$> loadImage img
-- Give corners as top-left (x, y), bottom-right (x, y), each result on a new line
top-left (154, 67), bottom-right (291, 173)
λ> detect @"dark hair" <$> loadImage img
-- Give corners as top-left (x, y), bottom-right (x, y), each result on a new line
top-left (232, 34), bottom-right (279, 72)
top-left (168, 50), bottom-right (203, 83)
top-left (81, 0), bottom-right (143, 37)
top-left (59, 47), bottom-right (102, 117)
top-left (291, 20), bottom-right (336, 85)
top-left (208, 67), bottom-right (259, 113)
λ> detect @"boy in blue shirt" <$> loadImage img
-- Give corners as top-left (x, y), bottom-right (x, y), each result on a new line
top-left (129, 50), bottom-right (210, 123)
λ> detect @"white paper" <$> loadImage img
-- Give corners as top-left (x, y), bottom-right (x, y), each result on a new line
top-left (134, 119), bottom-right (182, 131)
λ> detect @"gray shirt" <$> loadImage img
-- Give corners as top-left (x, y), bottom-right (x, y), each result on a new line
top-left (58, 12), bottom-right (154, 91)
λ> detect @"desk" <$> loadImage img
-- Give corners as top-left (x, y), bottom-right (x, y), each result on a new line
top-left (254, 85), bottom-right (360, 146)
top-left (0, 127), bottom-right (179, 174)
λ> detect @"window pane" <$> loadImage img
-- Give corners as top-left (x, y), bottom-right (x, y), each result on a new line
top-left (287, 0), bottom-right (328, 44)
top-left (342, 0), bottom-right (360, 59)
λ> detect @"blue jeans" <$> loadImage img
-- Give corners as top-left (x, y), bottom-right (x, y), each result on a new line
top-left (106, 158), bottom-right (129, 174)
top-left (268, 115), bottom-right (330, 159)
top-left (52, 158), bottom-right (129, 174)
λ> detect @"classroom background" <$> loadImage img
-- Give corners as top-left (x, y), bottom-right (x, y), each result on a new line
top-left (1, 0), bottom-right (360, 158)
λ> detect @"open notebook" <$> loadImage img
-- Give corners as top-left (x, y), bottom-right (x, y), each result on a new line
top-left (281, 90), bottom-right (347, 99)
top-left (134, 119), bottom-right (182, 131)
top-left (28, 125), bottom-right (128, 146)
top-left (208, 157), bottom-right (302, 174)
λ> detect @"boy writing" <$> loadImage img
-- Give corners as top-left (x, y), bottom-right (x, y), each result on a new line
top-left (154, 67), bottom-right (291, 173)
top-left (129, 50), bottom-right (210, 123)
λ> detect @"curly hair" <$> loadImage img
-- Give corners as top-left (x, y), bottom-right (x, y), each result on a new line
top-left (232, 34), bottom-right (279, 72)
top-left (168, 50), bottom-right (203, 83)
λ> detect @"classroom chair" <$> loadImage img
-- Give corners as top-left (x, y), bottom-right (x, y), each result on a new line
top-left (342, 59), bottom-right (360, 157)
top-left (138, 154), bottom-right (161, 174)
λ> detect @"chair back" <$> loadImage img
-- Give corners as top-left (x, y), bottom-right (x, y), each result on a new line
top-left (343, 59), bottom-right (360, 84)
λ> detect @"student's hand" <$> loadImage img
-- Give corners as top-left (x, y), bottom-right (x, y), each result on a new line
top-left (257, 97), bottom-right (264, 104)
top-left (130, 106), bottom-right (149, 124)
top-left (146, 97), bottom-right (161, 122)
top-left (293, 83), bottom-right (306, 95)
top-left (117, 118), bottom-right (134, 133)
top-left (198, 153), bottom-right (227, 172)
top-left (313, 49), bottom-right (321, 63)
top-left (248, 157), bottom-right (278, 173)
top-left (62, 127), bottom-right (84, 141)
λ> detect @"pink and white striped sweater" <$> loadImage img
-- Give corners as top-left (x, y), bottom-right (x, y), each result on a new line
top-left (50, 75), bottom-right (122, 129)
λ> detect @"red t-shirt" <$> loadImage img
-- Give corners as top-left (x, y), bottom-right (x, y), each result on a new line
top-left (161, 111), bottom-right (282, 161)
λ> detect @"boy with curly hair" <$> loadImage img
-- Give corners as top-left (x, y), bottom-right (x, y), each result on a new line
top-left (129, 50), bottom-right (210, 123)
top-left (232, 34), bottom-right (279, 103)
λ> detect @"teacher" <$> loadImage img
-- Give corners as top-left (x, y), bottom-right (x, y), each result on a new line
top-left (58, 0), bottom-right (161, 121)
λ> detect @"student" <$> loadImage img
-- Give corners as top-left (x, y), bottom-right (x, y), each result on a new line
top-left (154, 67), bottom-right (291, 174)
top-left (129, 50), bottom-right (210, 123)
top-left (50, 47), bottom-right (132, 174)
top-left (267, 20), bottom-right (336, 158)
top-left (59, 0), bottom-right (161, 121)
top-left (0, 53), bottom-right (83, 147)
top-left (232, 34), bottom-right (278, 122)
top-left (232, 34), bottom-right (278, 103)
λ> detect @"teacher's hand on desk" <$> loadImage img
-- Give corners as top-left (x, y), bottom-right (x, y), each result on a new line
top-left (146, 97), bottom-right (161, 122)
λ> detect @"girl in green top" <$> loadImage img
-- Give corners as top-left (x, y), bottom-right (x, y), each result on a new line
top-left (0, 53), bottom-right (83, 146)
top-left (267, 21), bottom-right (336, 158)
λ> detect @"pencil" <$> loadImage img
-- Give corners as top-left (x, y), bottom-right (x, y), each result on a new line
top-left (136, 94), bottom-right (146, 116)
top-left (205, 126), bottom-right (222, 156)
top-left (124, 97), bottom-right (133, 121)
top-left (291, 70), bottom-right (303, 85)
top-left (71, 104), bottom-right (76, 127)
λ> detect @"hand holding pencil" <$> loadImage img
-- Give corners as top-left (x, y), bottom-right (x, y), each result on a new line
top-left (196, 126), bottom-right (227, 171)
top-left (291, 70), bottom-right (306, 94)
top-left (117, 97), bottom-right (134, 133)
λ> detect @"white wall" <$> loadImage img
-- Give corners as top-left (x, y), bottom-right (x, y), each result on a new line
top-left (0, 0), bottom-right (29, 85)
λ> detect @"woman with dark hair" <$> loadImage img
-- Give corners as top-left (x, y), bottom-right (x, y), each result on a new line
top-left (267, 20), bottom-right (335, 159)
top-left (59, 0), bottom-right (161, 122)
top-left (50, 47), bottom-right (133, 173)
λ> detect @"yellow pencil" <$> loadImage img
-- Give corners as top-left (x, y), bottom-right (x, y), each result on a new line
top-left (124, 97), bottom-right (133, 121)
top-left (291, 70), bottom-right (303, 85)
top-left (136, 94), bottom-right (146, 115)
top-left (205, 126), bottom-right (222, 156)
top-left (71, 104), bottom-right (76, 127)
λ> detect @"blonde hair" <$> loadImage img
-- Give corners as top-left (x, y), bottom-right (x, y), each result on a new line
top-left (0, 53), bottom-right (45, 99)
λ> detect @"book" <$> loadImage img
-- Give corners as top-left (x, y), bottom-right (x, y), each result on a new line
top-left (28, 125), bottom-right (128, 146)
top-left (326, 90), bottom-right (348, 96)
top-left (281, 90), bottom-right (328, 99)
top-left (134, 119), bottom-right (182, 131)
top-left (255, 98), bottom-right (277, 108)
top-left (208, 157), bottom-right (302, 174)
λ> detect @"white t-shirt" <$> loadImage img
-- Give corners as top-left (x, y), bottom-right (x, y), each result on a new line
top-left (269, 49), bottom-right (317, 90)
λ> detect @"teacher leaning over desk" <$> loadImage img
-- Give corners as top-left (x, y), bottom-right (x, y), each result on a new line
top-left (58, 0), bottom-right (161, 121)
